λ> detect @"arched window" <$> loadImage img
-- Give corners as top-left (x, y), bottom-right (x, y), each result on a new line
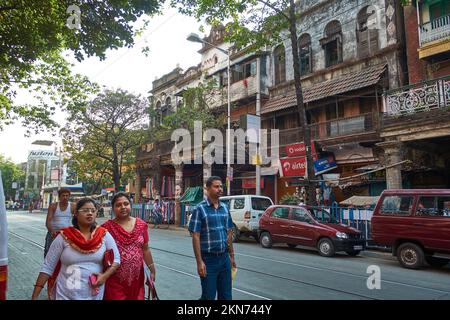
top-left (154, 100), bottom-right (162, 126)
top-left (274, 44), bottom-right (286, 85)
top-left (357, 6), bottom-right (379, 58)
top-left (298, 34), bottom-right (312, 75)
top-left (321, 20), bottom-right (343, 67)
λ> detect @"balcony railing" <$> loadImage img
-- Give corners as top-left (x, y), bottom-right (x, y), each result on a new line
top-left (309, 113), bottom-right (377, 140)
top-left (385, 76), bottom-right (450, 115)
top-left (420, 15), bottom-right (450, 46)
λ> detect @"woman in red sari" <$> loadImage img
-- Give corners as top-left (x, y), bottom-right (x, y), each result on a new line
top-left (102, 192), bottom-right (156, 300)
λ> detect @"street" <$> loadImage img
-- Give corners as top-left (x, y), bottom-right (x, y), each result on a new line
top-left (6, 211), bottom-right (450, 300)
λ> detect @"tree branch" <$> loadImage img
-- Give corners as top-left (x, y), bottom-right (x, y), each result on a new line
top-left (257, 0), bottom-right (289, 21)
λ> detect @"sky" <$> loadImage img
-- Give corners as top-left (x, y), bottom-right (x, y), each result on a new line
top-left (0, 6), bottom-right (205, 164)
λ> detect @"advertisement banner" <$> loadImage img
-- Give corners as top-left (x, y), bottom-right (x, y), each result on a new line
top-left (285, 141), bottom-right (316, 157)
top-left (280, 157), bottom-right (307, 177)
top-left (314, 155), bottom-right (338, 175)
top-left (242, 178), bottom-right (265, 189)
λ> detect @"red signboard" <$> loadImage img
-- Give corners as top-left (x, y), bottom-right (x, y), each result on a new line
top-left (285, 141), bottom-right (316, 157)
top-left (242, 178), bottom-right (264, 189)
top-left (280, 156), bottom-right (307, 177)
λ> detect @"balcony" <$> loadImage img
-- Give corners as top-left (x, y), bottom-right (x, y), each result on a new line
top-left (309, 113), bottom-right (378, 140)
top-left (385, 76), bottom-right (450, 115)
top-left (420, 15), bottom-right (450, 46)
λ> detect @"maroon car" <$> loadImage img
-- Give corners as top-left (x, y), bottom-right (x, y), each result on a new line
top-left (258, 205), bottom-right (365, 257)
top-left (371, 189), bottom-right (450, 269)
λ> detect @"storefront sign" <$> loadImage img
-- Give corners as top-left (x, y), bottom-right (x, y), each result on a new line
top-left (242, 178), bottom-right (265, 189)
top-left (285, 141), bottom-right (316, 157)
top-left (280, 156), bottom-right (306, 177)
top-left (28, 150), bottom-right (58, 160)
top-left (314, 155), bottom-right (337, 175)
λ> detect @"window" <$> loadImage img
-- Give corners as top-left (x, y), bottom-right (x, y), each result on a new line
top-left (271, 207), bottom-right (289, 219)
top-left (321, 21), bottom-right (343, 67)
top-left (298, 34), bottom-right (312, 75)
top-left (251, 198), bottom-right (272, 211)
top-left (233, 198), bottom-right (245, 210)
top-left (380, 196), bottom-right (414, 215)
top-left (311, 208), bottom-right (336, 223)
top-left (417, 196), bottom-right (450, 217)
top-left (357, 6), bottom-right (379, 58)
top-left (274, 45), bottom-right (286, 85)
top-left (292, 208), bottom-right (310, 222)
top-left (231, 60), bottom-right (256, 83)
top-left (429, 1), bottom-right (450, 21)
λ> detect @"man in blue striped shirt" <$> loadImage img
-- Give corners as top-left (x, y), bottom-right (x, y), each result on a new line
top-left (188, 176), bottom-right (236, 300)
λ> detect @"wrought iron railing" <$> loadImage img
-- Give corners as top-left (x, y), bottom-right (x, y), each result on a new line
top-left (420, 15), bottom-right (450, 46)
top-left (385, 76), bottom-right (450, 115)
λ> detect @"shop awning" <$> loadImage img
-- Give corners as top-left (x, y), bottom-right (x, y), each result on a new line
top-left (262, 63), bottom-right (387, 114)
top-left (179, 186), bottom-right (204, 205)
top-left (340, 196), bottom-right (380, 207)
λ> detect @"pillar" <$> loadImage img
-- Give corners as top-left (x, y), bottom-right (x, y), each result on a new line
top-left (203, 163), bottom-right (212, 187)
top-left (377, 141), bottom-right (404, 189)
top-left (174, 164), bottom-right (184, 226)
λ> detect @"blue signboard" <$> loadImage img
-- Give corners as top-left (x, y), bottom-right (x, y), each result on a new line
top-left (314, 156), bottom-right (337, 175)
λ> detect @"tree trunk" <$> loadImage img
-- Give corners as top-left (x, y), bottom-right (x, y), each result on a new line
top-left (112, 147), bottom-right (121, 192)
top-left (288, 0), bottom-right (316, 205)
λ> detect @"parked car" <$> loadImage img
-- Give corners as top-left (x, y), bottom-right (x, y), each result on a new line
top-left (258, 205), bottom-right (365, 257)
top-left (371, 189), bottom-right (450, 269)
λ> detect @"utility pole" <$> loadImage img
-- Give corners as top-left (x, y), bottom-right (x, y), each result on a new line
top-left (255, 55), bottom-right (261, 196)
top-left (58, 147), bottom-right (63, 189)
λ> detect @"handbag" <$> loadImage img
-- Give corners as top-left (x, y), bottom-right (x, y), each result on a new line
top-left (144, 263), bottom-right (159, 300)
top-left (103, 249), bottom-right (114, 272)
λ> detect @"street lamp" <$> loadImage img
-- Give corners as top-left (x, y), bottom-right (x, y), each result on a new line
top-left (187, 33), bottom-right (232, 195)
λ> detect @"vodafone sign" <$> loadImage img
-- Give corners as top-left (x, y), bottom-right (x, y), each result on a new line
top-left (285, 141), bottom-right (316, 157)
top-left (280, 157), bottom-right (306, 177)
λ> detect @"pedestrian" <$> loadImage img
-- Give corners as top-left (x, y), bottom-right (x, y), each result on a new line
top-left (152, 198), bottom-right (162, 227)
top-left (44, 188), bottom-right (75, 258)
top-left (28, 202), bottom-right (33, 213)
top-left (31, 198), bottom-right (120, 300)
top-left (102, 192), bottom-right (156, 300)
top-left (188, 176), bottom-right (237, 300)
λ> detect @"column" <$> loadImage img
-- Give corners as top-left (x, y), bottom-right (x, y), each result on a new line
top-left (377, 141), bottom-right (404, 189)
top-left (174, 164), bottom-right (184, 226)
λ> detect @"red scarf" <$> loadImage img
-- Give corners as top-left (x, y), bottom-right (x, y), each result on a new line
top-left (47, 226), bottom-right (107, 300)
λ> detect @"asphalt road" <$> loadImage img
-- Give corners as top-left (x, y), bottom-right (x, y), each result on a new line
top-left (5, 211), bottom-right (450, 300)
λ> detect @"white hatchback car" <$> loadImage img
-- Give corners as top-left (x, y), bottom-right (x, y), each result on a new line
top-left (220, 195), bottom-right (274, 242)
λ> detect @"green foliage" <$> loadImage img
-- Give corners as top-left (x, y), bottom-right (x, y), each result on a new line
top-left (62, 89), bottom-right (148, 192)
top-left (280, 192), bottom-right (302, 205)
top-left (0, 0), bottom-right (162, 133)
top-left (0, 155), bottom-right (25, 200)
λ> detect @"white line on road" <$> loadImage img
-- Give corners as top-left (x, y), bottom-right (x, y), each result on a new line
top-left (156, 263), bottom-right (271, 300)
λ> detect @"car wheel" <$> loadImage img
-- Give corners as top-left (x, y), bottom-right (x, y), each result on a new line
top-left (259, 232), bottom-right (272, 248)
top-left (287, 244), bottom-right (297, 248)
top-left (425, 256), bottom-right (449, 268)
top-left (397, 243), bottom-right (424, 269)
top-left (232, 224), bottom-right (240, 243)
top-left (346, 250), bottom-right (361, 256)
top-left (317, 238), bottom-right (335, 257)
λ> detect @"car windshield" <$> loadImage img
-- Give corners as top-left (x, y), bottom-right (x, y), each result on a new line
top-left (310, 208), bottom-right (338, 223)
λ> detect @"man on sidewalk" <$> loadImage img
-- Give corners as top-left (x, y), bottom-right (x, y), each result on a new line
top-left (188, 176), bottom-right (237, 300)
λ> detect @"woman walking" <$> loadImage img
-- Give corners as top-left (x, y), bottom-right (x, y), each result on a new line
top-left (32, 198), bottom-right (120, 300)
top-left (102, 192), bottom-right (156, 300)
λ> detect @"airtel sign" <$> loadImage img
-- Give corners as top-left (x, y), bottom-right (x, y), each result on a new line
top-left (280, 157), bottom-right (307, 177)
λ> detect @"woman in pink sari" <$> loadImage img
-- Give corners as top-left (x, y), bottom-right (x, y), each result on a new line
top-left (102, 192), bottom-right (156, 300)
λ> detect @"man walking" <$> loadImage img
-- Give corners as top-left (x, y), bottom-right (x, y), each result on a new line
top-left (188, 176), bottom-right (237, 300)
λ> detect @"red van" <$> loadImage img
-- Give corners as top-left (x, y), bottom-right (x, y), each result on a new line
top-left (371, 189), bottom-right (450, 269)
top-left (258, 205), bottom-right (365, 257)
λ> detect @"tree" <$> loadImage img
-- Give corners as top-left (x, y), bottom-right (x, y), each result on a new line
top-left (62, 89), bottom-right (148, 192)
top-left (172, 0), bottom-right (317, 204)
top-left (0, 0), bottom-right (162, 133)
top-left (0, 155), bottom-right (25, 200)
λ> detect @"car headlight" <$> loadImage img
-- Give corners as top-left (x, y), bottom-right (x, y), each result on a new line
top-left (336, 231), bottom-right (348, 239)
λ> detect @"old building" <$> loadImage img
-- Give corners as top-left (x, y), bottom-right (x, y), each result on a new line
top-left (261, 0), bottom-right (407, 202)
top-left (380, 0), bottom-right (450, 189)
